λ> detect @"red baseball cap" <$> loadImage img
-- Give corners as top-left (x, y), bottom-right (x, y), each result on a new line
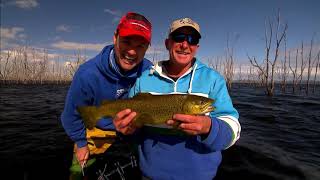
top-left (116, 12), bottom-right (152, 43)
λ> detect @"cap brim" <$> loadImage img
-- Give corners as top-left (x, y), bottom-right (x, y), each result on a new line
top-left (171, 25), bottom-right (201, 38)
top-left (118, 29), bottom-right (151, 43)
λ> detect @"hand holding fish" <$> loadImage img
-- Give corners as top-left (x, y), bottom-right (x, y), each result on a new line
top-left (167, 114), bottom-right (212, 136)
top-left (113, 109), bottom-right (138, 135)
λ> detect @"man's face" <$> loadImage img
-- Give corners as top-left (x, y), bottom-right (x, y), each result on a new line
top-left (113, 35), bottom-right (149, 72)
top-left (166, 27), bottom-right (200, 67)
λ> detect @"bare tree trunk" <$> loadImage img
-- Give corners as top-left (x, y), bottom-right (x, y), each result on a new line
top-left (248, 66), bottom-right (253, 85)
top-left (280, 35), bottom-right (288, 93)
top-left (306, 37), bottom-right (314, 95)
top-left (313, 51), bottom-right (320, 93)
top-left (22, 47), bottom-right (30, 83)
top-left (67, 49), bottom-right (86, 78)
top-left (238, 64), bottom-right (242, 83)
top-left (298, 42), bottom-right (306, 93)
top-left (209, 56), bottom-right (222, 73)
top-left (223, 34), bottom-right (236, 91)
top-left (289, 49), bottom-right (299, 93)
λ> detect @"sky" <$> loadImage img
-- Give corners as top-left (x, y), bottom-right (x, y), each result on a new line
top-left (1, 0), bottom-right (320, 64)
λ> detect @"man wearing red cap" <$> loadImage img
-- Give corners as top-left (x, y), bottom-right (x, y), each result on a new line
top-left (61, 12), bottom-right (152, 179)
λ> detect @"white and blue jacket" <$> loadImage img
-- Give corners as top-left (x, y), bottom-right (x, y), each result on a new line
top-left (129, 59), bottom-right (241, 180)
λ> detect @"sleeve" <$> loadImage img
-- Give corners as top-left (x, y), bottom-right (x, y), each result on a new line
top-left (95, 117), bottom-right (115, 130)
top-left (197, 75), bottom-right (241, 151)
top-left (60, 70), bottom-right (91, 148)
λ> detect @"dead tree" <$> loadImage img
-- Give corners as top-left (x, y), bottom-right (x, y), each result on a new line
top-left (280, 35), bottom-right (289, 93)
top-left (238, 63), bottom-right (243, 83)
top-left (298, 42), bottom-right (307, 92)
top-left (312, 50), bottom-right (320, 93)
top-left (30, 48), bottom-right (37, 82)
top-left (246, 66), bottom-right (254, 86)
top-left (248, 11), bottom-right (288, 96)
top-left (223, 34), bottom-right (238, 90)
top-left (67, 49), bottom-right (86, 78)
top-left (306, 37), bottom-right (314, 95)
top-left (12, 47), bottom-right (26, 82)
top-left (36, 49), bottom-right (48, 84)
top-left (289, 49), bottom-right (300, 93)
top-left (209, 56), bottom-right (222, 73)
top-left (0, 50), bottom-right (14, 83)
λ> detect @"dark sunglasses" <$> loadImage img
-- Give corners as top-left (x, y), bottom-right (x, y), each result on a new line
top-left (170, 33), bottom-right (200, 45)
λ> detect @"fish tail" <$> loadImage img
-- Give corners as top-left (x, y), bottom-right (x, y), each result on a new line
top-left (77, 106), bottom-right (102, 129)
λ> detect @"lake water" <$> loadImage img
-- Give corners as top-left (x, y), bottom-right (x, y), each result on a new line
top-left (0, 84), bottom-right (319, 180)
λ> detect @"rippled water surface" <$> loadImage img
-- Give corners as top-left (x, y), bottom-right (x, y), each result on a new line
top-left (0, 84), bottom-right (319, 180)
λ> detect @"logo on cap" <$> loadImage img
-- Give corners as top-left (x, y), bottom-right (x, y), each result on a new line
top-left (169, 17), bottom-right (201, 37)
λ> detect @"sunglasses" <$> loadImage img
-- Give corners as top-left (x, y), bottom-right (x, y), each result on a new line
top-left (170, 33), bottom-right (200, 45)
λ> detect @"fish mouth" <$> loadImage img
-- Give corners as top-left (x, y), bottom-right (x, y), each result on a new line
top-left (203, 104), bottom-right (214, 113)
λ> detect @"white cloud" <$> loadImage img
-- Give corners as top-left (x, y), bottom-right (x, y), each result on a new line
top-left (104, 9), bottom-right (122, 23)
top-left (0, 27), bottom-right (27, 49)
top-left (0, 27), bottom-right (25, 39)
top-left (14, 0), bottom-right (38, 9)
top-left (56, 25), bottom-right (72, 32)
top-left (51, 41), bottom-right (106, 51)
top-left (104, 9), bottom-right (121, 16)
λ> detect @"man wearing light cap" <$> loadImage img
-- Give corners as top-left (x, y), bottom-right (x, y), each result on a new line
top-left (124, 17), bottom-right (241, 179)
top-left (61, 12), bottom-right (153, 179)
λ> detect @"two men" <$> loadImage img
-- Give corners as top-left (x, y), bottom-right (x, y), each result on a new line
top-left (62, 13), bottom-right (241, 179)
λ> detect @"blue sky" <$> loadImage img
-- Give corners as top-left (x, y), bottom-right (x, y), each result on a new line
top-left (1, 0), bottom-right (320, 64)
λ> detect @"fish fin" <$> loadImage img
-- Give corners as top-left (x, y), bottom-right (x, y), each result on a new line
top-left (77, 106), bottom-right (101, 129)
top-left (133, 113), bottom-right (153, 127)
top-left (133, 93), bottom-right (153, 100)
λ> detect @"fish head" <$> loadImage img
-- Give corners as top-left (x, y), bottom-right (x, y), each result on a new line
top-left (182, 95), bottom-right (215, 114)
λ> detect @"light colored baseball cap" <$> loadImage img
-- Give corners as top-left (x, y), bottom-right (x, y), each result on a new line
top-left (169, 17), bottom-right (201, 37)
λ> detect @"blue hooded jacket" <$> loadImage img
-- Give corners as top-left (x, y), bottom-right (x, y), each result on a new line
top-left (61, 45), bottom-right (152, 147)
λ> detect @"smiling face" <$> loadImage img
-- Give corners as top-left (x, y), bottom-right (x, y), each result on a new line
top-left (165, 27), bottom-right (200, 69)
top-left (113, 34), bottom-right (149, 72)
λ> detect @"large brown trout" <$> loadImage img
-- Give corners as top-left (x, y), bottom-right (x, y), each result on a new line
top-left (77, 93), bottom-right (215, 129)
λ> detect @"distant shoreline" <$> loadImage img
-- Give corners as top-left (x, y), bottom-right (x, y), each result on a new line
top-left (0, 80), bottom-right (71, 85)
top-left (1, 80), bottom-right (318, 86)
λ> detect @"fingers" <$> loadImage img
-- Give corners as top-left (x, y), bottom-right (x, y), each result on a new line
top-left (179, 123), bottom-right (201, 131)
top-left (166, 114), bottom-right (196, 126)
top-left (113, 109), bottom-right (137, 135)
top-left (168, 115), bottom-right (211, 135)
top-left (173, 114), bottom-right (197, 123)
top-left (76, 146), bottom-right (89, 166)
